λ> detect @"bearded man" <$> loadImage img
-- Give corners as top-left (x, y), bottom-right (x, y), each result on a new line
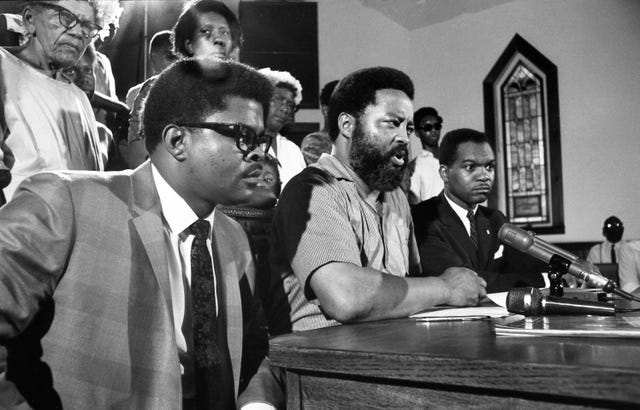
top-left (268, 67), bottom-right (486, 335)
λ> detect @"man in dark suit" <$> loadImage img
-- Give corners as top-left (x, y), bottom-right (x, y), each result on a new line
top-left (0, 59), bottom-right (283, 409)
top-left (412, 128), bottom-right (544, 292)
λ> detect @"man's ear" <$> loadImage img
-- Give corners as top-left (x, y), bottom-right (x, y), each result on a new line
top-left (184, 39), bottom-right (193, 55)
top-left (439, 164), bottom-right (449, 184)
top-left (162, 125), bottom-right (188, 161)
top-left (337, 112), bottom-right (355, 139)
top-left (22, 5), bottom-right (37, 35)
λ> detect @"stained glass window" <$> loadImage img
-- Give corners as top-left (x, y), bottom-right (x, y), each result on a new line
top-left (502, 63), bottom-right (549, 225)
top-left (483, 34), bottom-right (564, 234)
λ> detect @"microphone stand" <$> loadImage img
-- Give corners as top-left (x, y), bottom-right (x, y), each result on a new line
top-left (548, 254), bottom-right (571, 297)
top-left (546, 254), bottom-right (640, 306)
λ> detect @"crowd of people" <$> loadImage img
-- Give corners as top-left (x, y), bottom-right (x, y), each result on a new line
top-left (0, 0), bottom-right (637, 409)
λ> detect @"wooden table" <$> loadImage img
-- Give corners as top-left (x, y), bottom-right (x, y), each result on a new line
top-left (270, 317), bottom-right (640, 409)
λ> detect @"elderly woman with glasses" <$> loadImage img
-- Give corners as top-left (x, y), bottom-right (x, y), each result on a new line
top-left (0, 0), bottom-right (117, 204)
top-left (124, 0), bottom-right (244, 169)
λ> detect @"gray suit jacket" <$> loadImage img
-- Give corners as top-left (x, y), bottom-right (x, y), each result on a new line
top-left (0, 162), bottom-right (283, 409)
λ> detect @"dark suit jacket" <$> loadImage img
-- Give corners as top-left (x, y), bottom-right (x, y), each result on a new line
top-left (0, 162), bottom-right (283, 409)
top-left (412, 193), bottom-right (544, 292)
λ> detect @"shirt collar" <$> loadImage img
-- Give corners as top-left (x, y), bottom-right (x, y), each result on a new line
top-left (151, 164), bottom-right (215, 236)
top-left (444, 191), bottom-right (478, 220)
top-left (315, 154), bottom-right (381, 206)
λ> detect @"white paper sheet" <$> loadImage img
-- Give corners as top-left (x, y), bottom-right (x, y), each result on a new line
top-left (410, 304), bottom-right (509, 319)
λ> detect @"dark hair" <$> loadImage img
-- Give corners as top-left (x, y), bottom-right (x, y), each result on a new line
top-left (172, 0), bottom-right (242, 58)
top-left (604, 216), bottom-right (623, 228)
top-left (319, 79), bottom-right (339, 106)
top-left (439, 128), bottom-right (492, 166)
top-left (414, 106), bottom-right (442, 125)
top-left (143, 58), bottom-right (273, 153)
top-left (327, 67), bottom-right (414, 141)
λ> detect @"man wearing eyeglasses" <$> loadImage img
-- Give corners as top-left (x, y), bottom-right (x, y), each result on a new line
top-left (0, 0), bottom-right (107, 205)
top-left (408, 106), bottom-right (444, 204)
top-left (0, 58), bottom-right (284, 409)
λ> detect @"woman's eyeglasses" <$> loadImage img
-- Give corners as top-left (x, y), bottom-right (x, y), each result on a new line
top-left (270, 95), bottom-right (298, 113)
top-left (176, 122), bottom-right (273, 155)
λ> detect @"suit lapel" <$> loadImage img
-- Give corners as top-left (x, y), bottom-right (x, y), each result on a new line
top-left (475, 209), bottom-right (491, 269)
top-left (212, 215), bottom-right (243, 398)
top-left (439, 194), bottom-right (479, 267)
top-left (130, 162), bottom-right (174, 322)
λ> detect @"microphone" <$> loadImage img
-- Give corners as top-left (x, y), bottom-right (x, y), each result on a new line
top-left (506, 287), bottom-right (615, 316)
top-left (498, 223), bottom-right (614, 290)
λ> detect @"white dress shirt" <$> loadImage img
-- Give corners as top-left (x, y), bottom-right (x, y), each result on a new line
top-left (410, 149), bottom-right (444, 204)
top-left (444, 192), bottom-right (478, 237)
top-left (586, 240), bottom-right (623, 264)
top-left (269, 133), bottom-right (306, 189)
top-left (151, 164), bottom-right (218, 398)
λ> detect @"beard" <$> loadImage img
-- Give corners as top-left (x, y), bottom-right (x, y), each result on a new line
top-left (349, 123), bottom-right (408, 192)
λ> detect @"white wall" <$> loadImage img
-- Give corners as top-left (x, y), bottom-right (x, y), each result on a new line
top-left (301, 0), bottom-right (640, 242)
top-left (295, 0), bottom-right (411, 123)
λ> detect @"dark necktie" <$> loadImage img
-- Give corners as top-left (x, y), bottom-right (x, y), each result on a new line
top-left (467, 210), bottom-right (478, 249)
top-left (188, 219), bottom-right (234, 409)
top-left (611, 246), bottom-right (617, 264)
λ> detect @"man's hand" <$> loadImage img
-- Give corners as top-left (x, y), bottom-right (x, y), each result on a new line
top-left (440, 267), bottom-right (487, 306)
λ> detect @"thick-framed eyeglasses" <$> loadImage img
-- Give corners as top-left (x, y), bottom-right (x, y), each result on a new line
top-left (270, 95), bottom-right (298, 113)
top-left (176, 122), bottom-right (273, 156)
top-left (417, 123), bottom-right (442, 132)
top-left (35, 2), bottom-right (102, 39)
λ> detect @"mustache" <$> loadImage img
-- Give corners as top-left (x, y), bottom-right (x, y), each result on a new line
top-left (383, 144), bottom-right (409, 161)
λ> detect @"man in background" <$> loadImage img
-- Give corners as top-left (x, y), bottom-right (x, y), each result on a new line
top-left (126, 30), bottom-right (177, 109)
top-left (0, 58), bottom-right (283, 409)
top-left (270, 67), bottom-right (486, 335)
top-left (586, 216), bottom-right (625, 264)
top-left (62, 43), bottom-right (113, 167)
top-left (259, 67), bottom-right (307, 188)
top-left (91, 2), bottom-right (123, 124)
top-left (409, 106), bottom-right (444, 204)
top-left (300, 79), bottom-right (339, 165)
top-left (412, 128), bottom-right (544, 292)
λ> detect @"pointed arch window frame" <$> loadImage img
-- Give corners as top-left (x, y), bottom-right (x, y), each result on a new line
top-left (483, 34), bottom-right (565, 234)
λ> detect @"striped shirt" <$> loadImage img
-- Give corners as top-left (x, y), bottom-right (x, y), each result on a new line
top-left (270, 154), bottom-right (421, 332)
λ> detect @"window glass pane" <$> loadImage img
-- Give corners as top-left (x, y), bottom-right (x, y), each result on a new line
top-left (501, 63), bottom-right (549, 224)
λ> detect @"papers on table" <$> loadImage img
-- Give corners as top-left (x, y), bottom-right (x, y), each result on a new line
top-left (410, 295), bottom-right (510, 320)
top-left (494, 314), bottom-right (640, 338)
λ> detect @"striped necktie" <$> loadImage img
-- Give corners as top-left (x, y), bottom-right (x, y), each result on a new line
top-left (467, 210), bottom-right (478, 248)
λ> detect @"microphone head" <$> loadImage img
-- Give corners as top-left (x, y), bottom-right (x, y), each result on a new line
top-left (498, 223), bottom-right (535, 252)
top-left (506, 287), bottom-right (542, 316)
